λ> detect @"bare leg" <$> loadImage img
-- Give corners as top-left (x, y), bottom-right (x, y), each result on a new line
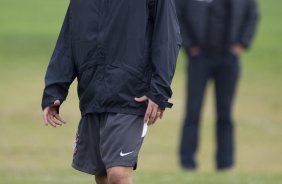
top-left (107, 167), bottom-right (133, 184)
top-left (95, 175), bottom-right (108, 184)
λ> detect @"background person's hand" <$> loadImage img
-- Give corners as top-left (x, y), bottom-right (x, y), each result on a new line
top-left (230, 43), bottom-right (244, 56)
top-left (43, 100), bottom-right (65, 127)
top-left (135, 96), bottom-right (164, 126)
top-left (188, 46), bottom-right (201, 57)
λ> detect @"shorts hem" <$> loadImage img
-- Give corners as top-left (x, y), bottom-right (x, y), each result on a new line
top-left (105, 161), bottom-right (137, 170)
top-left (72, 162), bottom-right (107, 176)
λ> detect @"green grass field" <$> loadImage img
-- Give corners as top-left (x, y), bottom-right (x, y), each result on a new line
top-left (0, 0), bottom-right (282, 183)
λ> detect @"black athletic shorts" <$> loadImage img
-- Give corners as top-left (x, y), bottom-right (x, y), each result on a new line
top-left (72, 112), bottom-right (147, 176)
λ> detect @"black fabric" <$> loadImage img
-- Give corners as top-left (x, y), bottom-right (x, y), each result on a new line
top-left (72, 112), bottom-right (146, 176)
top-left (42, 0), bottom-right (181, 115)
top-left (179, 53), bottom-right (240, 169)
top-left (175, 0), bottom-right (259, 51)
top-left (207, 0), bottom-right (230, 53)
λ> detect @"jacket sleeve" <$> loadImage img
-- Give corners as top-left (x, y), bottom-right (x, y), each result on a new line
top-left (240, 0), bottom-right (260, 48)
top-left (146, 0), bottom-right (181, 109)
top-left (41, 6), bottom-right (77, 110)
top-left (175, 0), bottom-right (195, 49)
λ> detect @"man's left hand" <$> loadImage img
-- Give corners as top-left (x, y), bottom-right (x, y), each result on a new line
top-left (135, 96), bottom-right (164, 126)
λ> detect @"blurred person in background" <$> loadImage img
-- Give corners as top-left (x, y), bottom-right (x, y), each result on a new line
top-left (176, 0), bottom-right (259, 170)
top-left (41, 0), bottom-right (180, 184)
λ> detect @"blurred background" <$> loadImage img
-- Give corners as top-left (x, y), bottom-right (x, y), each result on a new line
top-left (0, 0), bottom-right (281, 183)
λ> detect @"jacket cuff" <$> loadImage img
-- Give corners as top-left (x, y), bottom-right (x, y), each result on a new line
top-left (145, 91), bottom-right (173, 109)
top-left (231, 41), bottom-right (249, 49)
top-left (41, 96), bottom-right (63, 111)
top-left (239, 40), bottom-right (250, 49)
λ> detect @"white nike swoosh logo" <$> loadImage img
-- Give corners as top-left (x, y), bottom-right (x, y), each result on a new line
top-left (120, 151), bottom-right (134, 157)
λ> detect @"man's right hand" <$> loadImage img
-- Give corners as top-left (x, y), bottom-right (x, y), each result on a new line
top-left (135, 96), bottom-right (164, 126)
top-left (43, 100), bottom-right (66, 127)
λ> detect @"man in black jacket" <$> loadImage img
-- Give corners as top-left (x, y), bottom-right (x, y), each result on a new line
top-left (41, 0), bottom-right (181, 183)
top-left (176, 0), bottom-right (259, 170)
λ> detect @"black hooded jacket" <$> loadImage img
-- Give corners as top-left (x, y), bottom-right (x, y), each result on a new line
top-left (42, 0), bottom-right (181, 116)
top-left (175, 0), bottom-right (259, 51)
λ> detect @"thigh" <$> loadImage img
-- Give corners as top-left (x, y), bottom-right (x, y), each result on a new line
top-left (188, 54), bottom-right (211, 86)
top-left (214, 55), bottom-right (240, 113)
top-left (100, 113), bottom-right (145, 170)
top-left (187, 54), bottom-right (211, 109)
top-left (72, 114), bottom-right (107, 176)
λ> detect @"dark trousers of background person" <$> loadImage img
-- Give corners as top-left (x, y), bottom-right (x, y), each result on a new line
top-left (180, 52), bottom-right (240, 170)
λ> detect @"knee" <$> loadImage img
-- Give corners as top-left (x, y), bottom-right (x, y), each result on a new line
top-left (186, 105), bottom-right (202, 122)
top-left (184, 110), bottom-right (200, 125)
top-left (107, 167), bottom-right (132, 184)
top-left (217, 114), bottom-right (233, 125)
top-left (95, 175), bottom-right (108, 184)
top-left (217, 108), bottom-right (232, 124)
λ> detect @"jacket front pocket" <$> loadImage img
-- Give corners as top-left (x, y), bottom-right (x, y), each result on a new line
top-left (103, 64), bottom-right (149, 106)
